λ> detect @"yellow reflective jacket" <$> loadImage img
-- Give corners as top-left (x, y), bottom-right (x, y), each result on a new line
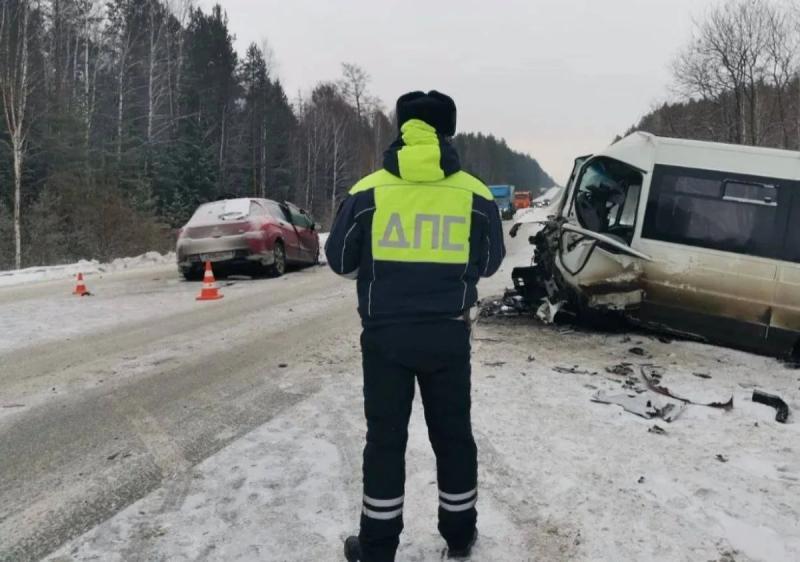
top-left (326, 119), bottom-right (506, 325)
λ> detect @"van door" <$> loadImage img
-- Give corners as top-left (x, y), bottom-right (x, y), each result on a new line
top-left (556, 157), bottom-right (649, 312)
top-left (770, 187), bottom-right (800, 355)
top-left (637, 165), bottom-right (787, 350)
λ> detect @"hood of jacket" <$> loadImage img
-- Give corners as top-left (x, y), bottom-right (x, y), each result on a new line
top-left (383, 119), bottom-right (461, 183)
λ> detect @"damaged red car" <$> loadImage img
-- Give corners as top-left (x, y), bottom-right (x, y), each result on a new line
top-left (176, 198), bottom-right (320, 280)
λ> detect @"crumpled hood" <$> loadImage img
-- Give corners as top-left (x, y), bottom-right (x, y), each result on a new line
top-left (383, 119), bottom-right (461, 183)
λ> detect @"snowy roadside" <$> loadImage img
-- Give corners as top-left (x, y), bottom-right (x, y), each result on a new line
top-left (44, 223), bottom-right (800, 562)
top-left (0, 251), bottom-right (177, 289)
top-left (0, 236), bottom-right (330, 354)
top-left (46, 314), bottom-right (800, 562)
top-left (1, 233), bottom-right (330, 290)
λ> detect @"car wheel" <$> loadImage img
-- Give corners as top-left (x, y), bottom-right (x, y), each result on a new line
top-left (267, 242), bottom-right (286, 277)
top-left (180, 266), bottom-right (203, 281)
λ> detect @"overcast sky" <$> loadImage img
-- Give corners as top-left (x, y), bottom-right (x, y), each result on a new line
top-left (200, 0), bottom-right (719, 184)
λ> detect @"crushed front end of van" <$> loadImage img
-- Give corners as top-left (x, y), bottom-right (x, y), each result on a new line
top-left (504, 132), bottom-right (800, 360)
top-left (510, 217), bottom-right (646, 327)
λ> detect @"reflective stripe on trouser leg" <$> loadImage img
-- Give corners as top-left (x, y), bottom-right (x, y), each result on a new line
top-left (363, 495), bottom-right (404, 520)
top-left (439, 488), bottom-right (477, 512)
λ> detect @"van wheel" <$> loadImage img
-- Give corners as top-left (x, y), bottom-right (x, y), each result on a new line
top-left (267, 242), bottom-right (286, 277)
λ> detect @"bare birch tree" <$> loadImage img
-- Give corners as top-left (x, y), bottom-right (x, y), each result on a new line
top-left (764, 1), bottom-right (797, 147)
top-left (339, 62), bottom-right (371, 122)
top-left (0, 0), bottom-right (35, 268)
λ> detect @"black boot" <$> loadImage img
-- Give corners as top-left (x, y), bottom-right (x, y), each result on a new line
top-left (344, 535), bottom-right (362, 561)
top-left (447, 529), bottom-right (477, 559)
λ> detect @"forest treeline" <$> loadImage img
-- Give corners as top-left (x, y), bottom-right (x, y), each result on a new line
top-left (0, 0), bottom-right (552, 270)
top-left (628, 0), bottom-right (800, 151)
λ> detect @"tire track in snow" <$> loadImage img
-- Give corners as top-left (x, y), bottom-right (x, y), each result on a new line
top-left (473, 429), bottom-right (580, 561)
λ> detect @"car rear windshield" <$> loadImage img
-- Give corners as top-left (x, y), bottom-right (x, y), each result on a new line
top-left (188, 199), bottom-right (252, 225)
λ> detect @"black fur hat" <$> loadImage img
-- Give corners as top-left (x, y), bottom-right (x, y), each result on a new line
top-left (396, 90), bottom-right (457, 136)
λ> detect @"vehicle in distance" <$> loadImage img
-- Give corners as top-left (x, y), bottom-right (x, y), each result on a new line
top-left (489, 184), bottom-right (516, 219)
top-left (512, 132), bottom-right (800, 358)
top-left (514, 191), bottom-right (532, 210)
top-left (177, 198), bottom-right (320, 280)
top-left (533, 186), bottom-right (562, 208)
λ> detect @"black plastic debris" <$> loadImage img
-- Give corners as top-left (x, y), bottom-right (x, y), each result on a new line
top-left (479, 290), bottom-right (532, 318)
top-left (648, 425), bottom-right (667, 435)
top-left (693, 373), bottom-right (712, 380)
top-left (752, 390), bottom-right (790, 423)
top-left (716, 454), bottom-right (729, 463)
top-left (606, 363), bottom-right (635, 377)
top-left (629, 347), bottom-right (648, 357)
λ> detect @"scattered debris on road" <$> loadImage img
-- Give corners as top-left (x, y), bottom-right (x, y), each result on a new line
top-left (483, 361), bottom-right (507, 368)
top-left (693, 373), bottom-right (713, 380)
top-left (716, 454), bottom-right (729, 463)
top-left (606, 363), bottom-right (634, 377)
top-left (648, 425), bottom-right (667, 435)
top-left (554, 366), bottom-right (598, 376)
top-left (752, 390), bottom-right (790, 423)
top-left (641, 366), bottom-right (734, 411)
top-left (591, 391), bottom-right (686, 422)
top-left (478, 290), bottom-right (532, 317)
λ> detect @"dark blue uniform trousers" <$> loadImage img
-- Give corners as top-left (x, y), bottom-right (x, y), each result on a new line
top-left (358, 321), bottom-right (478, 562)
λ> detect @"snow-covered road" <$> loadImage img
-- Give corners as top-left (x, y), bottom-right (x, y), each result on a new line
top-left (2, 229), bottom-right (799, 561)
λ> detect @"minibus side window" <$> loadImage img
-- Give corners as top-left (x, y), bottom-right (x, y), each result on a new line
top-left (573, 157), bottom-right (642, 245)
top-left (643, 165), bottom-right (783, 258)
top-left (722, 181), bottom-right (778, 206)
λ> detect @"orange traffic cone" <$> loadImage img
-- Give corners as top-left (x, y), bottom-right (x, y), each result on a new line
top-left (73, 272), bottom-right (90, 296)
top-left (196, 261), bottom-right (224, 301)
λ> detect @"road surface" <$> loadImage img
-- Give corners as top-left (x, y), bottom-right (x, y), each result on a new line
top-left (0, 263), bottom-right (359, 561)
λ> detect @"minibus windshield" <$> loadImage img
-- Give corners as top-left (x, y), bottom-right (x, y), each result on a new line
top-left (573, 158), bottom-right (643, 245)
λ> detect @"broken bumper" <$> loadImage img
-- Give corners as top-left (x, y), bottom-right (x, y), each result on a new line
top-left (176, 233), bottom-right (274, 268)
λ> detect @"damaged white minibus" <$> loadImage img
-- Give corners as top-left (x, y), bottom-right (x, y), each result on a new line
top-left (511, 132), bottom-right (800, 358)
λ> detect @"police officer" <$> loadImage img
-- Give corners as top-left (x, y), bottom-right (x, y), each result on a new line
top-left (326, 90), bottom-right (505, 561)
